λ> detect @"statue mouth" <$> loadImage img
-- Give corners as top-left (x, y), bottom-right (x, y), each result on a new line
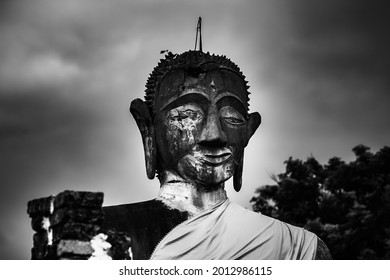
top-left (194, 149), bottom-right (232, 166)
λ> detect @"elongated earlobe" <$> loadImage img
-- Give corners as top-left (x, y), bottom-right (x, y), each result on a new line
top-left (130, 99), bottom-right (157, 179)
top-left (234, 112), bottom-right (261, 192)
top-left (233, 153), bottom-right (244, 192)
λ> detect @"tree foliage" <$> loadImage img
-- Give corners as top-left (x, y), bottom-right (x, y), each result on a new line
top-left (251, 145), bottom-right (390, 259)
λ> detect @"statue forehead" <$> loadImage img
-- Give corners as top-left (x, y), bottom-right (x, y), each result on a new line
top-left (154, 68), bottom-right (248, 112)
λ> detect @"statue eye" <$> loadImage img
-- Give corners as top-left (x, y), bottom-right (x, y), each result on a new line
top-left (220, 106), bottom-right (245, 125)
top-left (224, 117), bottom-right (245, 125)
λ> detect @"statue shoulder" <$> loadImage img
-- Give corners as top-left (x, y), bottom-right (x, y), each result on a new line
top-left (102, 199), bottom-right (189, 259)
top-left (315, 237), bottom-right (332, 260)
top-left (102, 199), bottom-right (188, 230)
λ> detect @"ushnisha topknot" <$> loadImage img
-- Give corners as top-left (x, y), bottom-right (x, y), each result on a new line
top-left (144, 50), bottom-right (251, 114)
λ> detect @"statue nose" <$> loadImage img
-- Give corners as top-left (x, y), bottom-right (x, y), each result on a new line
top-left (199, 108), bottom-right (227, 147)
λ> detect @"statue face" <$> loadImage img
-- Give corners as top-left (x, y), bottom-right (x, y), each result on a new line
top-left (154, 68), bottom-right (251, 187)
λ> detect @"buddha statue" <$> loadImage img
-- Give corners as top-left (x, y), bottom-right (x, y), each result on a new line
top-left (102, 50), bottom-right (332, 260)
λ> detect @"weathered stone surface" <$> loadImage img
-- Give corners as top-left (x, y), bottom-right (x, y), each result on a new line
top-left (56, 240), bottom-right (93, 256)
top-left (46, 245), bottom-right (56, 260)
top-left (27, 196), bottom-right (54, 217)
top-left (54, 190), bottom-right (104, 209)
top-left (30, 215), bottom-right (49, 232)
top-left (31, 244), bottom-right (56, 260)
top-left (28, 190), bottom-right (107, 260)
top-left (52, 222), bottom-right (101, 242)
top-left (106, 230), bottom-right (132, 260)
top-left (50, 208), bottom-right (104, 227)
top-left (33, 232), bottom-right (48, 248)
top-left (31, 247), bottom-right (46, 260)
top-left (82, 191), bottom-right (104, 207)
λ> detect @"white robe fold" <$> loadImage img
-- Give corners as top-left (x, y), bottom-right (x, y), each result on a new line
top-left (150, 199), bottom-right (317, 260)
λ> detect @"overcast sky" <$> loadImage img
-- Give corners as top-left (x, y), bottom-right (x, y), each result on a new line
top-left (1, 0), bottom-right (389, 259)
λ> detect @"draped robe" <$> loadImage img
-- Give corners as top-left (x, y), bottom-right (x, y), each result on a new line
top-left (103, 199), bottom-right (317, 260)
top-left (150, 199), bottom-right (317, 260)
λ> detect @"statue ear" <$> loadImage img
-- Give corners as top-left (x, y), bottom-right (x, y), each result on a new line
top-left (245, 112), bottom-right (261, 145)
top-left (130, 99), bottom-right (157, 179)
top-left (233, 112), bottom-right (261, 192)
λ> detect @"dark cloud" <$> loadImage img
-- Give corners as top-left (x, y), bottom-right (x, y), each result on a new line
top-left (1, 89), bottom-right (92, 138)
top-left (0, 85), bottom-right (132, 259)
top-left (258, 0), bottom-right (390, 154)
top-left (284, 0), bottom-right (390, 79)
top-left (0, 85), bottom-right (101, 203)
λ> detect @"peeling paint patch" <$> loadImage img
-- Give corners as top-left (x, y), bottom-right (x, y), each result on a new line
top-left (166, 106), bottom-right (203, 143)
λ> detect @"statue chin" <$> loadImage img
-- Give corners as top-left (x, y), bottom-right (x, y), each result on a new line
top-left (177, 155), bottom-right (236, 188)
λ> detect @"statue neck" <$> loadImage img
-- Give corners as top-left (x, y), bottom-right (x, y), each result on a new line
top-left (157, 171), bottom-right (227, 217)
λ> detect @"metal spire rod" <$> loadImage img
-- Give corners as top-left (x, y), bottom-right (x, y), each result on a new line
top-left (194, 17), bottom-right (202, 52)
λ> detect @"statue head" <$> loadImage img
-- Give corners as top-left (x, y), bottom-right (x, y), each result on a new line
top-left (130, 51), bottom-right (261, 192)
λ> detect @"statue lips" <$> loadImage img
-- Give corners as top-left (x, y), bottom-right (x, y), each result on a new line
top-left (194, 149), bottom-right (232, 166)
